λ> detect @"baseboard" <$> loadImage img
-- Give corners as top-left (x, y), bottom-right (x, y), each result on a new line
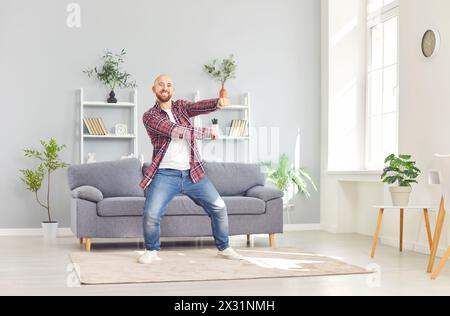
top-left (0, 228), bottom-right (74, 237)
top-left (283, 224), bottom-right (322, 232)
top-left (380, 236), bottom-right (447, 257)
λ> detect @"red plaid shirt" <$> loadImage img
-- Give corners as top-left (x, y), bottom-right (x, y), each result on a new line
top-left (140, 98), bottom-right (219, 190)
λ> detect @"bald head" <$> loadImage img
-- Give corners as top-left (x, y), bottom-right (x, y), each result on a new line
top-left (153, 74), bottom-right (174, 103)
top-left (154, 74), bottom-right (173, 86)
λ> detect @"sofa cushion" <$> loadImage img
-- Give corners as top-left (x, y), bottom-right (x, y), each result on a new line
top-left (97, 197), bottom-right (145, 217)
top-left (246, 185), bottom-right (284, 202)
top-left (166, 196), bottom-right (266, 216)
top-left (97, 196), bottom-right (266, 217)
top-left (72, 186), bottom-right (104, 203)
top-left (68, 158), bottom-right (144, 198)
top-left (203, 162), bottom-right (266, 196)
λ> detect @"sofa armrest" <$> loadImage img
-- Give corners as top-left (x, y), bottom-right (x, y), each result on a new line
top-left (71, 186), bottom-right (104, 203)
top-left (245, 185), bottom-right (284, 202)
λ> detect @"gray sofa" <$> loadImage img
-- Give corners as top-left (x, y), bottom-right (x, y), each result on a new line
top-left (67, 158), bottom-right (284, 252)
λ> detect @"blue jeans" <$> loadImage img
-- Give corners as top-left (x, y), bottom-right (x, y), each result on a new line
top-left (143, 169), bottom-right (230, 251)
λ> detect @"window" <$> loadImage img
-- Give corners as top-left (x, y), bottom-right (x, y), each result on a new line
top-left (366, 0), bottom-right (399, 170)
top-left (368, 0), bottom-right (397, 15)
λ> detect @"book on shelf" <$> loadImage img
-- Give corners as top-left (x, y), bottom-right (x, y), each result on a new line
top-left (83, 118), bottom-right (92, 135)
top-left (228, 119), bottom-right (249, 138)
top-left (96, 118), bottom-right (107, 135)
top-left (84, 118), bottom-right (108, 136)
top-left (91, 118), bottom-right (101, 135)
top-left (99, 119), bottom-right (108, 135)
top-left (91, 118), bottom-right (100, 135)
top-left (229, 120), bottom-right (236, 137)
top-left (84, 118), bottom-right (96, 135)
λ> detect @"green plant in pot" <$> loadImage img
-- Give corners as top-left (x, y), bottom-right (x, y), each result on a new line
top-left (19, 139), bottom-right (69, 240)
top-left (84, 49), bottom-right (137, 103)
top-left (204, 54), bottom-right (237, 98)
top-left (262, 154), bottom-right (317, 203)
top-left (381, 154), bottom-right (421, 206)
top-left (211, 118), bottom-right (219, 135)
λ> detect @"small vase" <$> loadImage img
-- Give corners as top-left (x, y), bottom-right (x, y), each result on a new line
top-left (219, 84), bottom-right (228, 98)
top-left (212, 124), bottom-right (220, 135)
top-left (107, 90), bottom-right (118, 103)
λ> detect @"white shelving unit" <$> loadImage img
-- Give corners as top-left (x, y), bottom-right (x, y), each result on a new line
top-left (79, 88), bottom-right (139, 164)
top-left (193, 91), bottom-right (252, 163)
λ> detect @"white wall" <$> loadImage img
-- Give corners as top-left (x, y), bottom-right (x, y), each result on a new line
top-left (390, 0), bottom-right (450, 250)
top-left (368, 0), bottom-right (450, 253)
top-left (321, 0), bottom-right (450, 254)
top-left (0, 0), bottom-right (321, 229)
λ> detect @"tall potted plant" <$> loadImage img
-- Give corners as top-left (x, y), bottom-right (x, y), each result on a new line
top-left (262, 154), bottom-right (317, 203)
top-left (19, 139), bottom-right (69, 240)
top-left (204, 54), bottom-right (237, 98)
top-left (381, 154), bottom-right (421, 206)
top-left (84, 48), bottom-right (137, 103)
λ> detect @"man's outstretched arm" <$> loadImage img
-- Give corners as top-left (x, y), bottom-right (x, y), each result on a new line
top-left (143, 111), bottom-right (213, 140)
top-left (183, 99), bottom-right (219, 118)
top-left (183, 98), bottom-right (229, 117)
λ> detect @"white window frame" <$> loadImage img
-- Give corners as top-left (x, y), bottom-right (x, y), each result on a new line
top-left (365, 0), bottom-right (400, 170)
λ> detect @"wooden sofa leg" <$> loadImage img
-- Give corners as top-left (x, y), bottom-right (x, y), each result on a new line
top-left (269, 234), bottom-right (275, 247)
top-left (80, 238), bottom-right (84, 245)
top-left (247, 234), bottom-right (251, 245)
top-left (85, 238), bottom-right (92, 252)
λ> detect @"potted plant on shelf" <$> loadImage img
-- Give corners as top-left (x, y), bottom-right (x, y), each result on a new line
top-left (211, 118), bottom-right (220, 135)
top-left (19, 139), bottom-right (69, 240)
top-left (84, 48), bottom-right (137, 103)
top-left (262, 154), bottom-right (317, 204)
top-left (204, 54), bottom-right (237, 98)
top-left (381, 154), bottom-right (421, 206)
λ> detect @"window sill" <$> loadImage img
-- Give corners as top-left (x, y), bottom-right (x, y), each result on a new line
top-left (326, 170), bottom-right (382, 183)
top-left (326, 170), bottom-right (382, 176)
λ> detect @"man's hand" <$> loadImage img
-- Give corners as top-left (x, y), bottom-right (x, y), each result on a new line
top-left (217, 98), bottom-right (230, 110)
top-left (211, 130), bottom-right (220, 140)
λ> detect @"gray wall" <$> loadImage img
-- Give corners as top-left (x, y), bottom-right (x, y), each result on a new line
top-left (0, 0), bottom-right (321, 228)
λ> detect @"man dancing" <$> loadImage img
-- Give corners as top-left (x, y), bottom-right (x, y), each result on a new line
top-left (138, 74), bottom-right (244, 264)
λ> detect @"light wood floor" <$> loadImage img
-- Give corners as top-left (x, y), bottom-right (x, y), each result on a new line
top-left (1, 231), bottom-right (450, 296)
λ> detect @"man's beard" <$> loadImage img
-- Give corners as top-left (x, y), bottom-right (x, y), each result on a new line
top-left (157, 91), bottom-right (172, 103)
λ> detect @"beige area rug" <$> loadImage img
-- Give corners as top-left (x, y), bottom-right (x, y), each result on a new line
top-left (69, 248), bottom-right (371, 285)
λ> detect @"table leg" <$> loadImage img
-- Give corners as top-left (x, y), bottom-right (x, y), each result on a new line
top-left (423, 208), bottom-right (433, 252)
top-left (428, 197), bottom-right (446, 273)
top-left (400, 208), bottom-right (404, 252)
top-left (371, 208), bottom-right (384, 258)
top-left (432, 247), bottom-right (450, 280)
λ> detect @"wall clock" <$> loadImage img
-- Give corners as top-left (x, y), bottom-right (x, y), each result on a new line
top-left (422, 29), bottom-right (441, 58)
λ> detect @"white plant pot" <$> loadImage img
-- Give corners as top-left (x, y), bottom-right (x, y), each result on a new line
top-left (212, 124), bottom-right (220, 135)
top-left (42, 222), bottom-right (59, 241)
top-left (389, 187), bottom-right (412, 207)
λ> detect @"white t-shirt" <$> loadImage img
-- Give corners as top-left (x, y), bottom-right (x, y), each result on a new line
top-left (158, 108), bottom-right (191, 170)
